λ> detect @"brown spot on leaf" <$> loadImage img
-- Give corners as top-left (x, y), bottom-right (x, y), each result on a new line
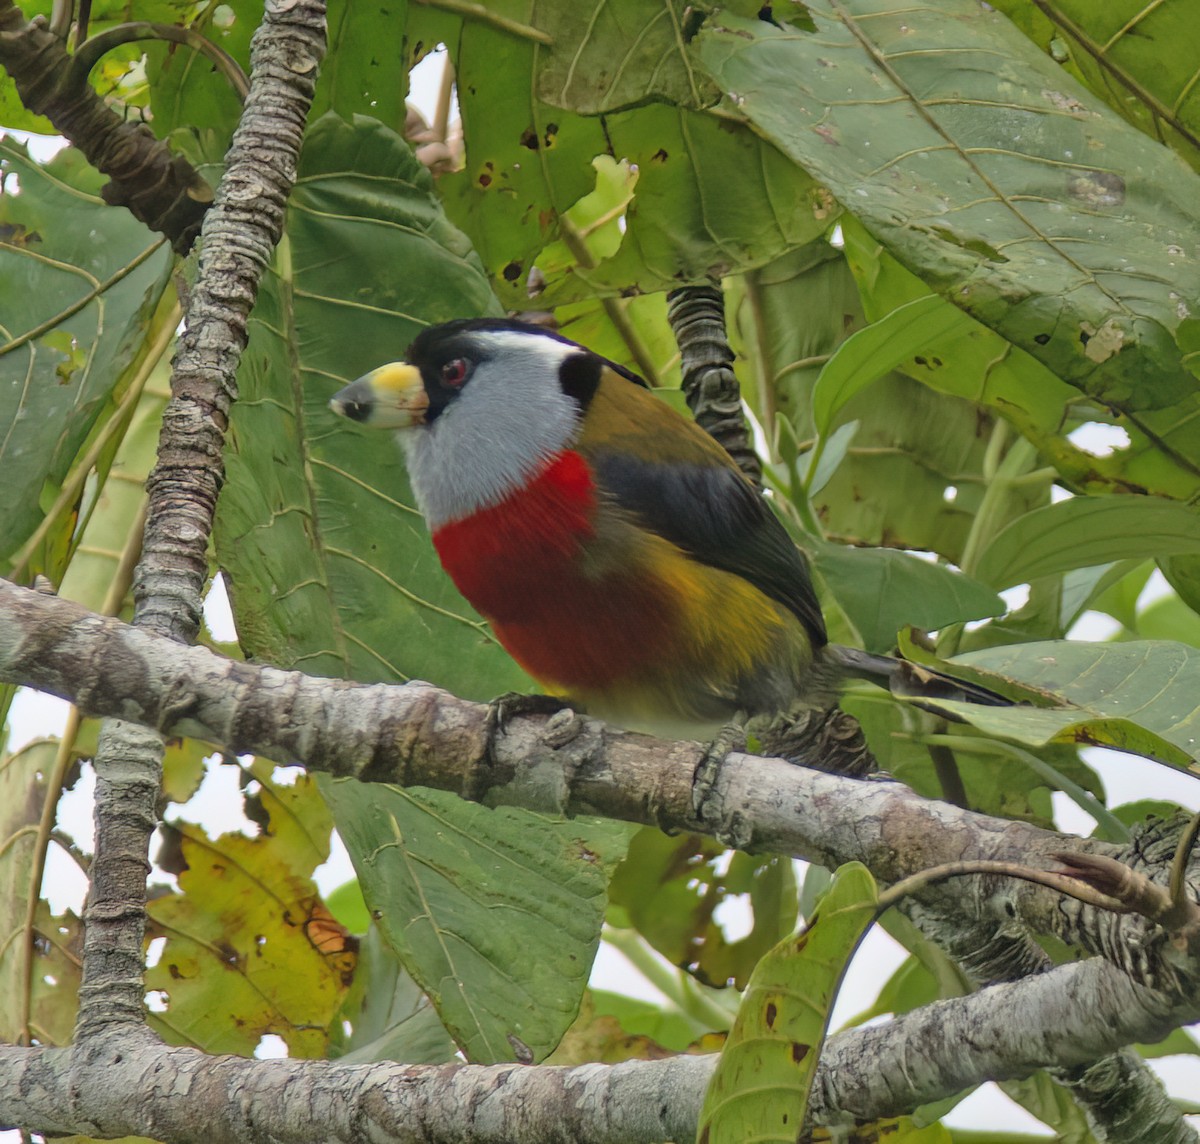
top-left (765, 1001), bottom-right (778, 1027)
top-left (519, 127), bottom-right (539, 150)
top-left (792, 1042), bottom-right (810, 1064)
top-left (651, 148), bottom-right (669, 162)
top-left (502, 261), bottom-right (522, 282)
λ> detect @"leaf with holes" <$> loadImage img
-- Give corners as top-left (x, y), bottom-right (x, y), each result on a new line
top-left (697, 862), bottom-right (877, 1143)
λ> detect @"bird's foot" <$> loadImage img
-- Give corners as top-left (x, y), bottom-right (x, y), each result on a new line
top-left (486, 692), bottom-right (582, 763)
top-left (691, 720), bottom-right (750, 848)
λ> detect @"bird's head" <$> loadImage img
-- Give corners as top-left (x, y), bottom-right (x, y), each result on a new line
top-left (329, 318), bottom-right (640, 527)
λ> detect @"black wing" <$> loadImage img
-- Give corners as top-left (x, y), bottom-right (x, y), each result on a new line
top-left (590, 452), bottom-right (828, 649)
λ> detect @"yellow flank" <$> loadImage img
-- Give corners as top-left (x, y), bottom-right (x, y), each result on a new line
top-left (578, 521), bottom-right (811, 730)
top-left (640, 528), bottom-right (791, 675)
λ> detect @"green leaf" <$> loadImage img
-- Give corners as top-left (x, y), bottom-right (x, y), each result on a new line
top-left (442, 10), bottom-right (831, 305)
top-left (811, 294), bottom-right (974, 435)
top-left (989, 1), bottom-right (1200, 175)
top-left (0, 140), bottom-right (172, 571)
top-left (1159, 554), bottom-right (1200, 617)
top-left (811, 541), bottom-right (1004, 654)
top-left (586, 989), bottom-right (705, 1054)
top-left (325, 878), bottom-right (371, 934)
top-left (697, 862), bottom-right (878, 1143)
top-left (694, 5), bottom-right (1200, 422)
top-left (331, 923), bottom-right (458, 1065)
top-left (946, 640), bottom-right (1200, 767)
top-left (805, 419), bottom-right (858, 498)
top-left (216, 112), bottom-right (525, 697)
top-left (323, 778), bottom-right (631, 1063)
top-left (533, 1), bottom-right (719, 114)
top-left (1135, 593), bottom-right (1200, 649)
top-left (974, 496), bottom-right (1200, 590)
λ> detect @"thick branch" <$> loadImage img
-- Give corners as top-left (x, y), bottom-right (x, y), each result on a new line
top-left (74, 0), bottom-right (325, 1042)
top-left (3, 578), bottom-right (1199, 998)
top-left (0, 0), bottom-right (211, 251)
top-left (0, 954), bottom-right (1193, 1141)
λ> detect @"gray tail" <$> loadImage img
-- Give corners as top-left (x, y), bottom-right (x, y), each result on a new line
top-left (826, 645), bottom-right (1012, 707)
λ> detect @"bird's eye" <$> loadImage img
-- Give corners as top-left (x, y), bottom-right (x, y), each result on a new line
top-left (440, 358), bottom-right (469, 388)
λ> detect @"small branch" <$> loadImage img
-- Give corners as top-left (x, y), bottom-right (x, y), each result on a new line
top-left (927, 738), bottom-right (968, 808)
top-left (1168, 809), bottom-right (1200, 919)
top-left (0, 0), bottom-right (212, 252)
top-left (66, 20), bottom-right (250, 100)
top-left (880, 858), bottom-right (1130, 917)
top-left (1055, 850), bottom-right (1200, 935)
top-left (666, 284), bottom-right (762, 485)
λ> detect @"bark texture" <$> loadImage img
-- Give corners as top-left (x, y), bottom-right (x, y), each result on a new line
top-left (69, 0), bottom-right (326, 1044)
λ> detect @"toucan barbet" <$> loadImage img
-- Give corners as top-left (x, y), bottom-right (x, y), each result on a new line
top-left (330, 318), bottom-right (1004, 728)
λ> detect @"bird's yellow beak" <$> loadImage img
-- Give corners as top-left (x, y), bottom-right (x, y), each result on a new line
top-left (329, 362), bottom-right (429, 428)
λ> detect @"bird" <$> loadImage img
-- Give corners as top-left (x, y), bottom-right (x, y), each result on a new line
top-left (329, 317), bottom-right (1006, 731)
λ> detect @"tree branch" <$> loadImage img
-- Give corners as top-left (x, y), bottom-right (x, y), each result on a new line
top-left (2, 577), bottom-right (1199, 1005)
top-left (0, 0), bottom-right (211, 252)
top-left (0, 952), bottom-right (1193, 1141)
top-left (72, 0), bottom-right (325, 1042)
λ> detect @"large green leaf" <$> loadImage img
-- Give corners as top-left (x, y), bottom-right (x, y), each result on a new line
top-left (323, 779), bottom-right (631, 1064)
top-left (974, 497), bottom-right (1200, 590)
top-left (991, 1), bottom-right (1200, 174)
top-left (216, 113), bottom-right (524, 694)
top-left (840, 216), bottom-right (1200, 502)
top-left (697, 862), bottom-right (878, 1143)
top-left (0, 141), bottom-right (172, 571)
top-left (694, 4), bottom-right (1200, 424)
top-left (811, 541), bottom-right (1003, 654)
top-left (946, 640), bottom-right (1200, 767)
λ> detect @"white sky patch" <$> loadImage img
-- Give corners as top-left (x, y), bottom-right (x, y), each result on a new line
top-left (1068, 421), bottom-right (1130, 458)
top-left (203, 572), bottom-right (238, 641)
top-left (1066, 609), bottom-right (1123, 641)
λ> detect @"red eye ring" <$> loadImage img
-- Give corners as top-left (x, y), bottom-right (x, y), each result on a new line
top-left (440, 358), bottom-right (469, 388)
